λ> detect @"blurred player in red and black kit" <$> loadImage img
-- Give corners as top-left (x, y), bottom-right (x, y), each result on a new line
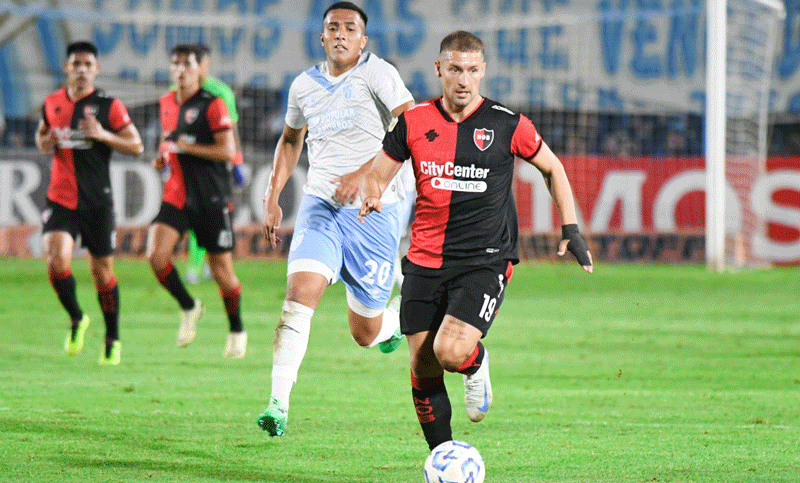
top-left (35, 41), bottom-right (144, 365)
top-left (359, 31), bottom-right (593, 450)
top-left (148, 44), bottom-right (247, 358)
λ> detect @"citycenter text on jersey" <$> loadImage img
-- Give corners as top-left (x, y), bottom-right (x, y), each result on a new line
top-left (419, 161), bottom-right (489, 179)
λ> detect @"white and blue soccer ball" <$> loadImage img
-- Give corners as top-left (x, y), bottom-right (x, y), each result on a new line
top-left (423, 440), bottom-right (485, 483)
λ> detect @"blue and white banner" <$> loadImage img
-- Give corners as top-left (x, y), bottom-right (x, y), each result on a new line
top-left (0, 0), bottom-right (798, 117)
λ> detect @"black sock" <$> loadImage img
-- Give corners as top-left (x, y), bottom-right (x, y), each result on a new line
top-left (411, 373), bottom-right (452, 450)
top-left (221, 285), bottom-right (243, 332)
top-left (455, 341), bottom-right (485, 376)
top-left (97, 278), bottom-right (119, 341)
top-left (155, 264), bottom-right (195, 310)
top-left (49, 268), bottom-right (83, 322)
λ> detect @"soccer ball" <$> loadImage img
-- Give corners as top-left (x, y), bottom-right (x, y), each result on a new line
top-left (423, 440), bottom-right (485, 483)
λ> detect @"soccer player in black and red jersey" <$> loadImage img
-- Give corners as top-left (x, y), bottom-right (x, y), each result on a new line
top-left (148, 44), bottom-right (247, 358)
top-left (35, 41), bottom-right (144, 365)
top-left (359, 31), bottom-right (593, 450)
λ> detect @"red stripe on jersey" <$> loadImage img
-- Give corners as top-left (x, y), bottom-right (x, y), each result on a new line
top-left (404, 103), bottom-right (457, 269)
top-left (510, 114), bottom-right (542, 159)
top-left (162, 151), bottom-right (187, 208)
top-left (108, 98), bottom-right (132, 132)
top-left (159, 92), bottom-right (187, 208)
top-left (44, 89), bottom-right (78, 209)
top-left (206, 97), bottom-right (232, 132)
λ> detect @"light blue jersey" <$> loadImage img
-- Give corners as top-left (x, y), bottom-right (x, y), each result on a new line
top-left (288, 195), bottom-right (400, 309)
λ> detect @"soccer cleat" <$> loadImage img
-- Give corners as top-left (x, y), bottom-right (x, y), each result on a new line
top-left (257, 398), bottom-right (288, 437)
top-left (463, 348), bottom-right (493, 422)
top-left (378, 295), bottom-right (403, 353)
top-left (378, 326), bottom-right (403, 354)
top-left (64, 315), bottom-right (90, 356)
top-left (99, 340), bottom-right (121, 365)
top-left (176, 299), bottom-right (204, 347)
top-left (224, 331), bottom-right (247, 358)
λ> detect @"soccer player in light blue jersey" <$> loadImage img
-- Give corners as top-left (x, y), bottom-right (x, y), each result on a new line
top-left (257, 1), bottom-right (415, 437)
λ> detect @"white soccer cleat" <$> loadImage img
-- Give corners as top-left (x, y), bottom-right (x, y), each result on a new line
top-left (176, 299), bottom-right (203, 347)
top-left (463, 348), bottom-right (492, 422)
top-left (224, 331), bottom-right (247, 358)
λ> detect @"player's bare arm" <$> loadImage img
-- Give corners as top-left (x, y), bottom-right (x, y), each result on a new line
top-left (358, 151), bottom-right (402, 222)
top-left (79, 114), bottom-right (143, 156)
top-left (175, 127), bottom-right (235, 163)
top-left (331, 100), bottom-right (415, 205)
top-left (35, 119), bottom-right (56, 154)
top-left (392, 100), bottom-right (415, 118)
top-left (262, 124), bottom-right (307, 247)
top-left (331, 161), bottom-right (370, 205)
top-left (152, 130), bottom-right (171, 171)
top-left (529, 140), bottom-right (593, 273)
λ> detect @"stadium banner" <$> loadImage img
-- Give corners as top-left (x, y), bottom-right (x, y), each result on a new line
top-left (1, 0), bottom-right (800, 118)
top-left (2, 156), bottom-right (798, 264)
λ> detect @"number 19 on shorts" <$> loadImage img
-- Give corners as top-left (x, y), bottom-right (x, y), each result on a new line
top-left (479, 294), bottom-right (497, 322)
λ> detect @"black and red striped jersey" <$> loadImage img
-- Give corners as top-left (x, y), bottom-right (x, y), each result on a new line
top-left (382, 97), bottom-right (542, 269)
top-left (42, 88), bottom-right (132, 209)
top-left (159, 89), bottom-right (232, 209)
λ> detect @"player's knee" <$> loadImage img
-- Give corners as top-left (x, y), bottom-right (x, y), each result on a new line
top-left (433, 344), bottom-right (472, 373)
top-left (350, 329), bottom-right (374, 347)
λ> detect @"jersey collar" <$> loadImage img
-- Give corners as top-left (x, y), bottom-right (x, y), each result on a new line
top-left (434, 96), bottom-right (487, 124)
top-left (306, 52), bottom-right (371, 93)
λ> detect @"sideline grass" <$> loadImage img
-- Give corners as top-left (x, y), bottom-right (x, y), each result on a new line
top-left (0, 258), bottom-right (798, 482)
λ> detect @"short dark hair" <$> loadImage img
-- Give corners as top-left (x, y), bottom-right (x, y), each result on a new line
top-left (323, 1), bottom-right (368, 27)
top-left (439, 31), bottom-right (484, 55)
top-left (196, 43), bottom-right (211, 57)
top-left (170, 44), bottom-right (206, 62)
top-left (66, 41), bottom-right (98, 58)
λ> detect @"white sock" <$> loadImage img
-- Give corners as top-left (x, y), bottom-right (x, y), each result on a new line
top-left (366, 304), bottom-right (400, 348)
top-left (270, 300), bottom-right (314, 407)
top-left (392, 252), bottom-right (404, 290)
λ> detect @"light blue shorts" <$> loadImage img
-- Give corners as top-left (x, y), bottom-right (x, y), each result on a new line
top-left (288, 195), bottom-right (401, 310)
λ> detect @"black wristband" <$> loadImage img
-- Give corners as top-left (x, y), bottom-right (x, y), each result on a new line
top-left (561, 224), bottom-right (592, 266)
top-left (562, 223), bottom-right (580, 239)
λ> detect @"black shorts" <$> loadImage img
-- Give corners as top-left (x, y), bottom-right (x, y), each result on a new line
top-left (153, 200), bottom-right (235, 253)
top-left (41, 199), bottom-right (116, 257)
top-left (400, 259), bottom-right (514, 337)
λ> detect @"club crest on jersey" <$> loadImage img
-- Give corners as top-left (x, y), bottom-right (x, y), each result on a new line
top-left (184, 107), bottom-right (199, 124)
top-left (83, 104), bottom-right (98, 118)
top-left (473, 128), bottom-right (494, 151)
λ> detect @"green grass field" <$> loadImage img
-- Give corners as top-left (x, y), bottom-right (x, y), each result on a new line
top-left (0, 258), bottom-right (798, 482)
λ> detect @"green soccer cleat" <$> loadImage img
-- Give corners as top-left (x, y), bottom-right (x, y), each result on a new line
top-left (378, 326), bottom-right (404, 354)
top-left (257, 398), bottom-right (288, 437)
top-left (99, 340), bottom-right (121, 366)
top-left (64, 315), bottom-right (90, 356)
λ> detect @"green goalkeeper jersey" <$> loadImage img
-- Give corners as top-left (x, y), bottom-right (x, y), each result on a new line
top-left (201, 77), bottom-right (239, 124)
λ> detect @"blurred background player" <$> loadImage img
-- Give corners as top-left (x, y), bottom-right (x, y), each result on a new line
top-left (148, 44), bottom-right (247, 358)
top-left (36, 40), bottom-right (144, 365)
top-left (184, 43), bottom-right (246, 285)
top-left (359, 30), bottom-right (593, 451)
top-left (257, 1), bottom-right (415, 436)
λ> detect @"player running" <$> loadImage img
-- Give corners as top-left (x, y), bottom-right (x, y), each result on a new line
top-left (359, 30), bottom-right (593, 450)
top-left (184, 43), bottom-right (247, 286)
top-left (148, 44), bottom-right (246, 358)
top-left (36, 41), bottom-right (144, 365)
top-left (257, 1), bottom-right (414, 436)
